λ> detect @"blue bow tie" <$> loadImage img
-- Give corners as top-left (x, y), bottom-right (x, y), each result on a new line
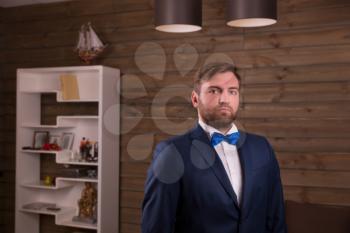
top-left (211, 131), bottom-right (240, 147)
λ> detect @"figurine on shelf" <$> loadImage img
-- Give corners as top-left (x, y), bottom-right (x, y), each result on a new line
top-left (79, 137), bottom-right (90, 161)
top-left (73, 182), bottom-right (97, 224)
top-left (79, 137), bottom-right (86, 158)
top-left (43, 175), bottom-right (55, 186)
top-left (86, 141), bottom-right (98, 162)
top-left (80, 137), bottom-right (97, 162)
top-left (92, 142), bottom-right (98, 162)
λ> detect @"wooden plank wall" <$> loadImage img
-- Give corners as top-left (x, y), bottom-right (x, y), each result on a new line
top-left (0, 0), bottom-right (350, 232)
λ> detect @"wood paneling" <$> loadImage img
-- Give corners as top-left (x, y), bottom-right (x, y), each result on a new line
top-left (284, 186), bottom-right (350, 206)
top-left (277, 152), bottom-right (350, 171)
top-left (1, 0), bottom-right (350, 233)
top-left (121, 223), bottom-right (141, 233)
top-left (281, 169), bottom-right (350, 188)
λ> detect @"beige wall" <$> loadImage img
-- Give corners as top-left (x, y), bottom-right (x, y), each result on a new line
top-left (1, 0), bottom-right (350, 232)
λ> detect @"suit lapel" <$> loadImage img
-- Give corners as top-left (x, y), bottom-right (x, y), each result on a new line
top-left (237, 131), bottom-right (253, 219)
top-left (190, 125), bottom-right (239, 209)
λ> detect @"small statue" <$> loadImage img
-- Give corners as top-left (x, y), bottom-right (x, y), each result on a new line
top-left (74, 182), bottom-right (97, 223)
top-left (43, 175), bottom-right (55, 186)
top-left (92, 142), bottom-right (98, 162)
top-left (86, 141), bottom-right (98, 162)
top-left (79, 137), bottom-right (92, 161)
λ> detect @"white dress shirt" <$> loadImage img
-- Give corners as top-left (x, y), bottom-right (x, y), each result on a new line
top-left (198, 119), bottom-right (243, 205)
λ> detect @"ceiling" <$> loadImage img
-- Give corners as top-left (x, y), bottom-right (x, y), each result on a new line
top-left (0, 0), bottom-right (71, 7)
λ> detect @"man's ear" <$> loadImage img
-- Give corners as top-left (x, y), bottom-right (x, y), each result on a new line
top-left (191, 90), bottom-right (199, 108)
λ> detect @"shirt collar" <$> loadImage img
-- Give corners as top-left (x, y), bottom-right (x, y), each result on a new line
top-left (198, 118), bottom-right (238, 139)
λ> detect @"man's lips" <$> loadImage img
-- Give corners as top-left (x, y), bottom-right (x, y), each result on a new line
top-left (218, 105), bottom-right (232, 110)
top-left (217, 106), bottom-right (232, 112)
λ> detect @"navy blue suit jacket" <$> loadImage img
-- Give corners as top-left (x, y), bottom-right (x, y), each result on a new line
top-left (142, 124), bottom-right (287, 233)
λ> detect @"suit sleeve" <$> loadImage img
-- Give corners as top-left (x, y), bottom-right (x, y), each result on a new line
top-left (265, 139), bottom-right (288, 233)
top-left (141, 141), bottom-right (182, 233)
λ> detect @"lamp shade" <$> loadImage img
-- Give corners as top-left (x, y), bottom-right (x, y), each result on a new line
top-left (227, 0), bottom-right (277, 27)
top-left (155, 0), bottom-right (202, 33)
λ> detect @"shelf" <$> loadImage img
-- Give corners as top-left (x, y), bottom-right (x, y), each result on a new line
top-left (21, 149), bottom-right (58, 154)
top-left (20, 204), bottom-right (94, 229)
top-left (16, 65), bottom-right (120, 233)
top-left (21, 124), bottom-right (75, 129)
top-left (20, 150), bottom-right (99, 166)
top-left (20, 89), bottom-right (99, 102)
top-left (58, 160), bottom-right (98, 166)
top-left (58, 177), bottom-right (98, 183)
top-left (18, 65), bottom-right (102, 73)
top-left (21, 89), bottom-right (59, 94)
top-left (58, 99), bottom-right (99, 103)
top-left (58, 219), bottom-right (97, 230)
top-left (58, 115), bottom-right (98, 119)
top-left (21, 180), bottom-right (73, 190)
top-left (21, 178), bottom-right (98, 189)
top-left (20, 206), bottom-right (74, 216)
top-left (21, 202), bottom-right (97, 230)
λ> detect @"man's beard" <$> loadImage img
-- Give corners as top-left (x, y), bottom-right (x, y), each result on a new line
top-left (198, 101), bottom-right (237, 130)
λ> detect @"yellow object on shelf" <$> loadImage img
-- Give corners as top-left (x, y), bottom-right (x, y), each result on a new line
top-left (60, 74), bottom-right (80, 100)
top-left (43, 175), bottom-right (54, 186)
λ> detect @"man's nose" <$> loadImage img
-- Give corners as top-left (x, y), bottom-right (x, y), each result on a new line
top-left (219, 91), bottom-right (230, 103)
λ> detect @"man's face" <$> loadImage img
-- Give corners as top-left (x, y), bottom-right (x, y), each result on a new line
top-left (191, 71), bottom-right (240, 131)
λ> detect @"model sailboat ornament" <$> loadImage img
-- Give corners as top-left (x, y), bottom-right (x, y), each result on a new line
top-left (75, 22), bottom-right (106, 64)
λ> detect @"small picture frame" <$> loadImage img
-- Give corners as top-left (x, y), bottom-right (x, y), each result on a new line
top-left (33, 131), bottom-right (49, 149)
top-left (61, 132), bottom-right (75, 150)
top-left (49, 134), bottom-right (61, 146)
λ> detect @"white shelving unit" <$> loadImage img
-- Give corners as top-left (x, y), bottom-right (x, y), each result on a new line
top-left (16, 66), bottom-right (120, 233)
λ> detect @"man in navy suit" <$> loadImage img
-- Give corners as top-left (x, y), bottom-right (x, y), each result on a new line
top-left (142, 62), bottom-right (287, 233)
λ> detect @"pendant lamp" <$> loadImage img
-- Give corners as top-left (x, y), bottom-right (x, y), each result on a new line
top-left (155, 0), bottom-right (202, 33)
top-left (227, 0), bottom-right (277, 27)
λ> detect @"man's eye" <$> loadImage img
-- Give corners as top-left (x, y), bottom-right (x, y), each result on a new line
top-left (229, 90), bottom-right (238, 95)
top-left (209, 89), bottom-right (218, 94)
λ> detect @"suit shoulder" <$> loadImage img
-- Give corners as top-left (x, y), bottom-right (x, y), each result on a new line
top-left (242, 131), bottom-right (274, 151)
top-left (242, 132), bottom-right (277, 168)
top-left (243, 131), bottom-right (269, 142)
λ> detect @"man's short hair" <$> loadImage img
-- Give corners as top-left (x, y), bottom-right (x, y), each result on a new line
top-left (193, 62), bottom-right (241, 93)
